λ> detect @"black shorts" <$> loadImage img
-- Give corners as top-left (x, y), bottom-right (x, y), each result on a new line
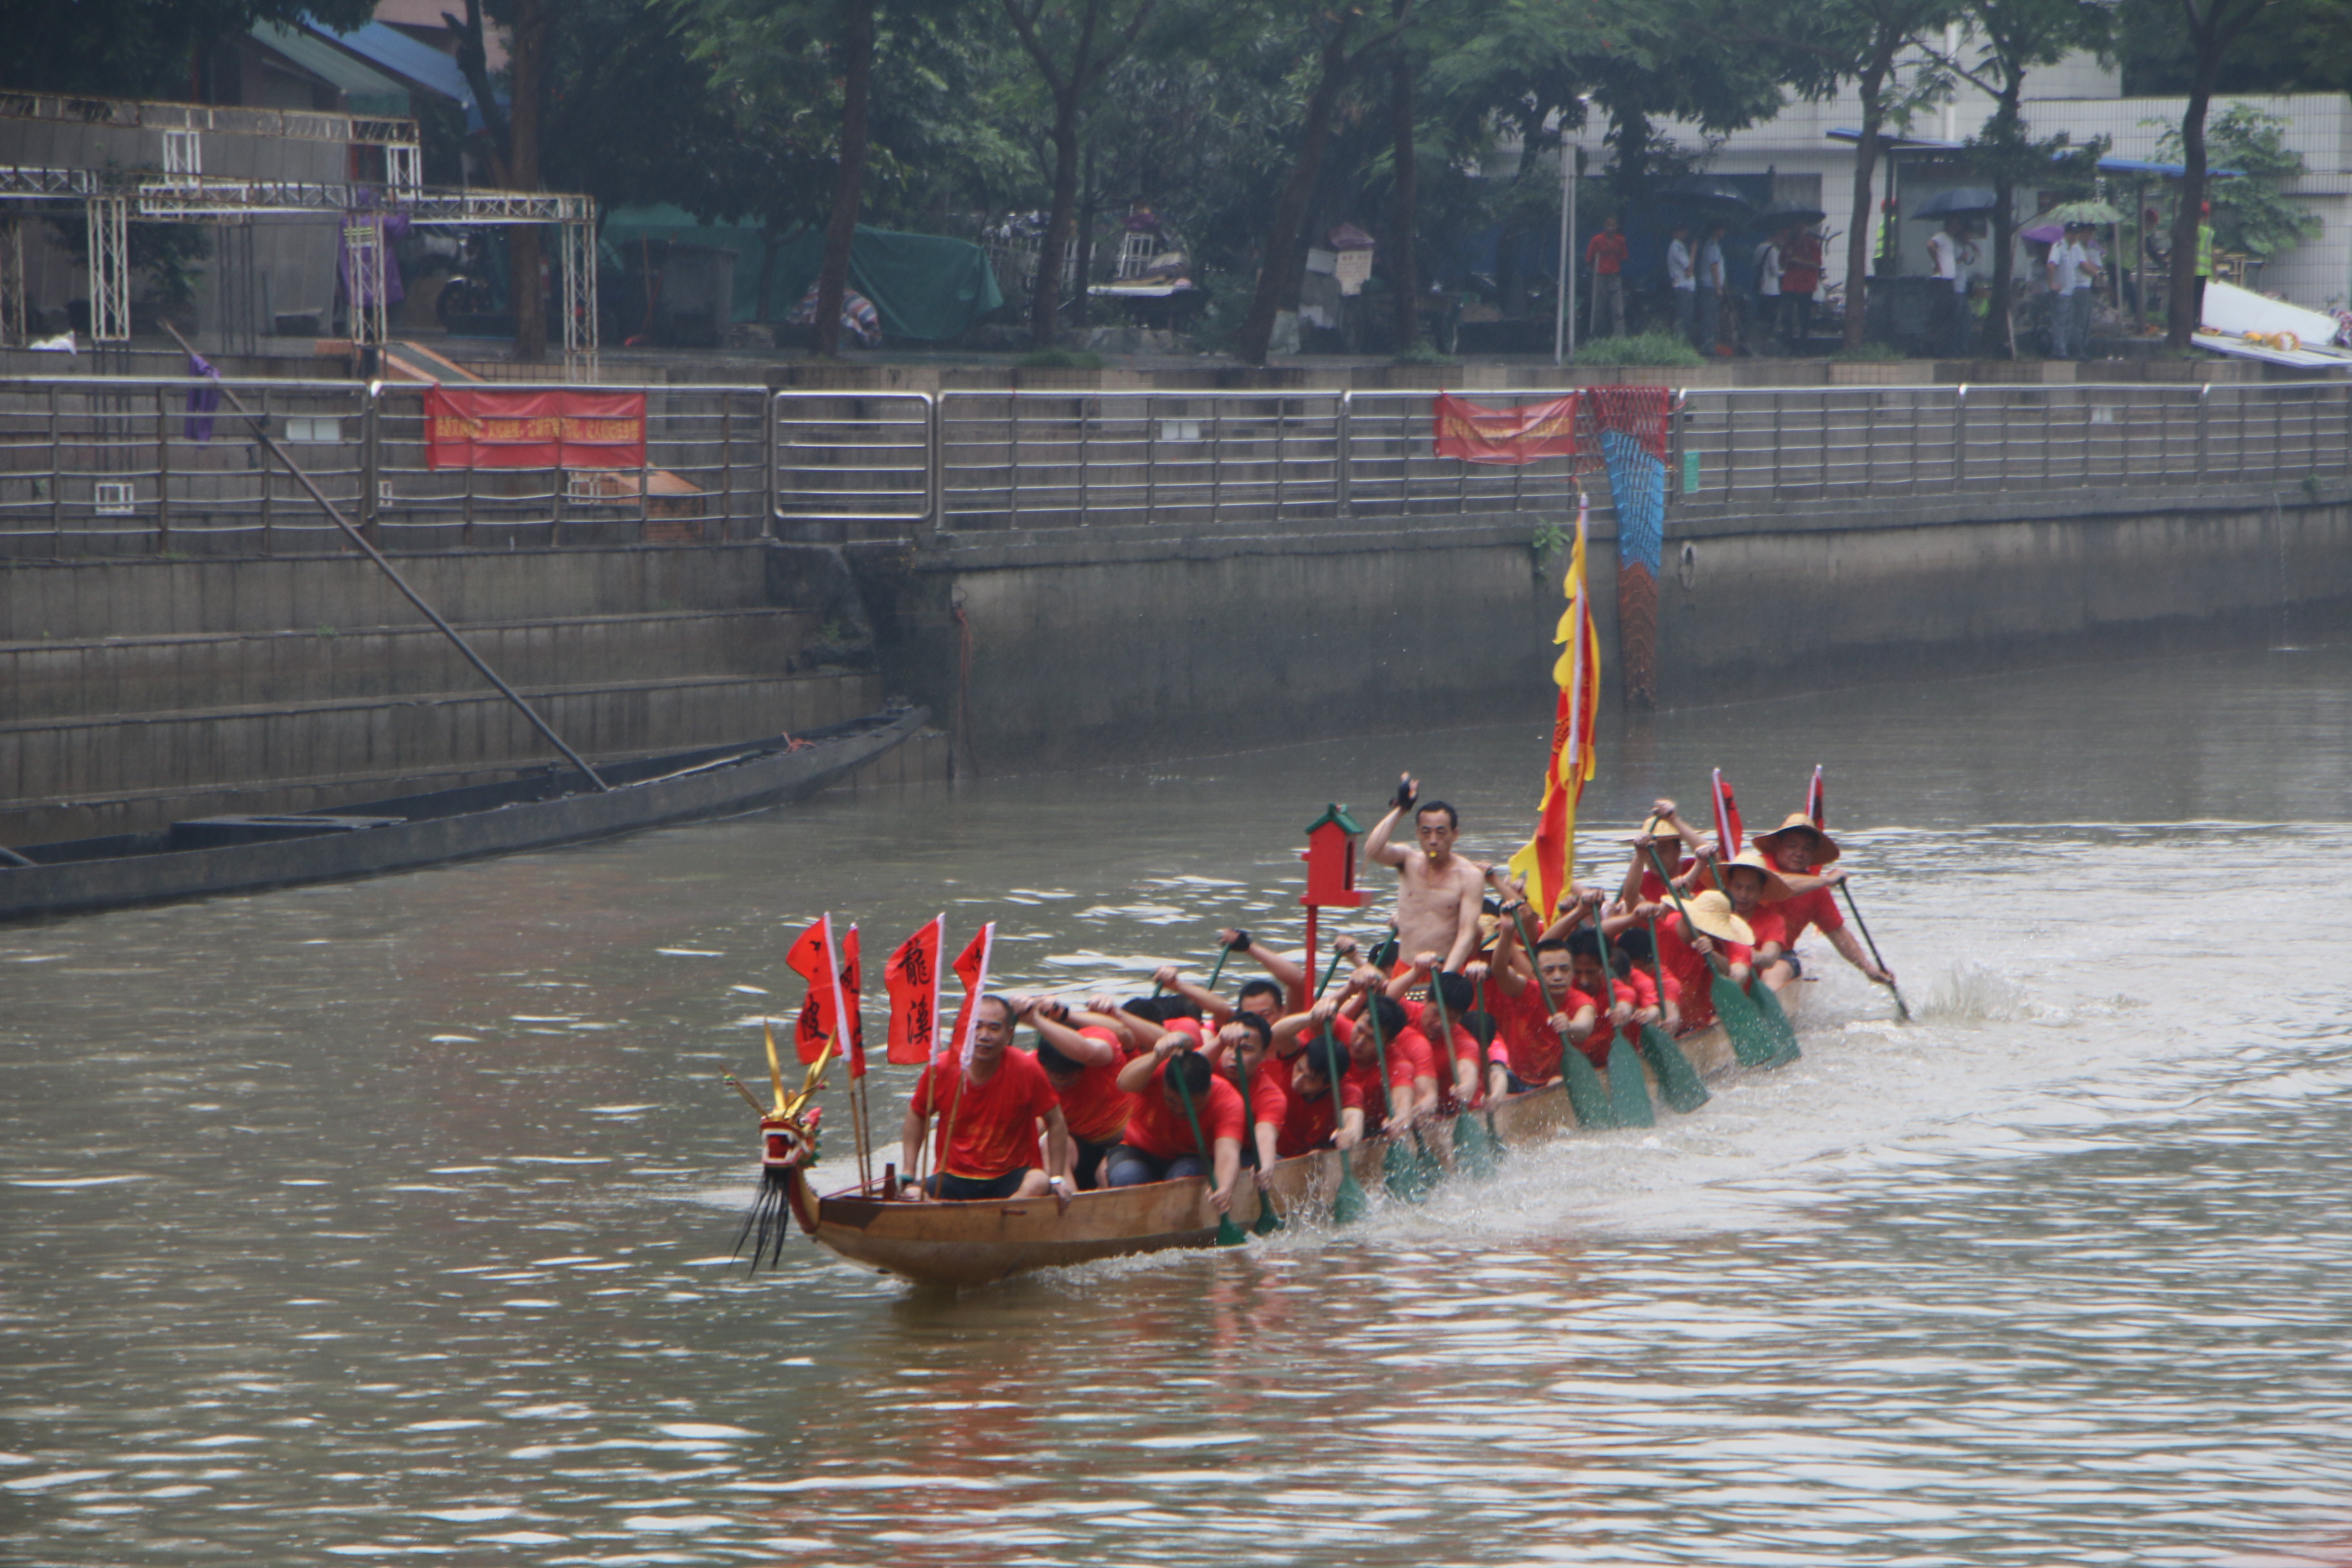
top-left (923, 1169), bottom-right (1033, 1201)
top-left (1072, 1137), bottom-right (1116, 1190)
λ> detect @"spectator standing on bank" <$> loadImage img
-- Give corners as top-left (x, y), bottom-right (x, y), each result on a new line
top-left (1783, 226), bottom-right (1823, 347)
top-left (1585, 215), bottom-right (1628, 339)
top-left (1756, 226), bottom-right (1786, 348)
top-left (2193, 201), bottom-right (2215, 329)
top-left (1698, 224), bottom-right (1727, 353)
top-left (2046, 223), bottom-right (2084, 357)
top-left (1926, 217), bottom-right (1973, 358)
top-left (1666, 224), bottom-right (1696, 344)
top-left (2070, 222), bottom-right (2103, 359)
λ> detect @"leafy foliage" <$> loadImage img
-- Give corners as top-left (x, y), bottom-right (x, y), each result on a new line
top-left (2154, 103), bottom-right (2324, 256)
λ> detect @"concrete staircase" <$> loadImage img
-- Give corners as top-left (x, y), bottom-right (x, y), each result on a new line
top-left (0, 542), bottom-right (940, 847)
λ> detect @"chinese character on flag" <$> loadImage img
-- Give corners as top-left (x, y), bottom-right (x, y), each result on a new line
top-left (884, 917), bottom-right (944, 1065)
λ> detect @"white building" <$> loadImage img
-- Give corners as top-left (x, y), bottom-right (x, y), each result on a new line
top-left (1561, 47), bottom-right (2352, 312)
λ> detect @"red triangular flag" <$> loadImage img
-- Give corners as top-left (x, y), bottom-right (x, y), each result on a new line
top-left (1712, 769), bottom-right (1743, 856)
top-left (838, 925), bottom-right (865, 1078)
top-left (884, 917), bottom-right (943, 1065)
top-left (784, 915), bottom-right (836, 1064)
top-left (946, 921), bottom-right (995, 1071)
top-left (1807, 765), bottom-right (1827, 830)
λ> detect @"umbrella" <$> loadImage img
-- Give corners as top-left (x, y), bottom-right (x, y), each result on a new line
top-left (1661, 178), bottom-right (1754, 221)
top-left (1749, 201), bottom-right (1827, 228)
top-left (2021, 222), bottom-right (2064, 244)
top-left (2045, 199), bottom-right (2126, 225)
top-left (1912, 187), bottom-right (1999, 219)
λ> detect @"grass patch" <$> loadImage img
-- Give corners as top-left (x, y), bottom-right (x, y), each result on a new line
top-left (1018, 348), bottom-right (1104, 369)
top-left (1574, 331), bottom-right (1703, 368)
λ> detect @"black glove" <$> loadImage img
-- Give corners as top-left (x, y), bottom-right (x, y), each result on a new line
top-left (1394, 777), bottom-right (1418, 811)
top-left (1226, 929), bottom-right (1252, 953)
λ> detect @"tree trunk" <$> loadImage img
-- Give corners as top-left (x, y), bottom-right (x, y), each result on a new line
top-left (1029, 106), bottom-right (1083, 347)
top-left (816, 0), bottom-right (876, 357)
top-left (1840, 52), bottom-right (1889, 352)
top-left (1986, 80), bottom-right (2021, 358)
top-left (1388, 49), bottom-right (1421, 352)
top-left (1237, 17), bottom-right (1358, 366)
top-left (2166, 64), bottom-right (2215, 348)
top-left (1074, 140), bottom-right (1099, 330)
top-left (508, 0), bottom-right (547, 364)
top-left (755, 225), bottom-right (778, 323)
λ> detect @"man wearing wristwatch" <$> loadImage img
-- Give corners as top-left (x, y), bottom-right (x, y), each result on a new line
top-left (899, 994), bottom-right (1072, 1203)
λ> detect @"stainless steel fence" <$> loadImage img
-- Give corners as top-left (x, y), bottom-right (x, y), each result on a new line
top-left (0, 377), bottom-right (769, 553)
top-left (3, 375), bottom-right (2343, 554)
top-left (1670, 382), bottom-right (2352, 509)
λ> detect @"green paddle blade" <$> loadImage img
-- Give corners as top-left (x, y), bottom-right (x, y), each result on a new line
top-left (1451, 1111), bottom-right (1498, 1181)
top-left (1560, 1046), bottom-right (1619, 1130)
top-left (1747, 979), bottom-right (1803, 1064)
top-left (1411, 1130), bottom-right (1444, 1192)
top-left (1214, 1212), bottom-right (1248, 1246)
top-left (1382, 1135), bottom-right (1423, 1201)
top-left (1251, 1185), bottom-right (1284, 1235)
top-left (1331, 1161), bottom-right (1370, 1225)
top-left (1711, 973), bottom-right (1781, 1067)
top-left (1484, 1110), bottom-right (1507, 1162)
top-left (1605, 1037), bottom-right (1656, 1128)
top-left (1636, 1024), bottom-right (1711, 1113)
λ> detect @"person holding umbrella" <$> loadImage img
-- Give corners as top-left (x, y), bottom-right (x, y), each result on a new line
top-left (1926, 216), bottom-right (1978, 358)
top-left (1666, 222), bottom-right (1697, 346)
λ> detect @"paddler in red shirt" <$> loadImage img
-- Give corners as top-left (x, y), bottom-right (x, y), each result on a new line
top-left (1276, 1034), bottom-right (1366, 1157)
top-left (1483, 928), bottom-right (1601, 1095)
top-left (1750, 814), bottom-right (1896, 994)
top-left (1342, 970), bottom-right (1441, 1120)
top-left (1023, 999), bottom-right (1137, 1190)
top-left (1201, 1013), bottom-right (1287, 1177)
top-left (1626, 888), bottom-right (1753, 1031)
top-left (899, 994), bottom-right (1072, 1203)
top-left (1612, 925), bottom-right (1681, 1036)
top-left (1105, 1032), bottom-right (1246, 1212)
top-left (1384, 951), bottom-right (1486, 1108)
top-left (1562, 930), bottom-right (1631, 1064)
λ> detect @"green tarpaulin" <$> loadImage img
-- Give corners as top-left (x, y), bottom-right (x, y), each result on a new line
top-left (599, 210), bottom-right (1004, 341)
top-left (769, 224), bottom-right (1004, 342)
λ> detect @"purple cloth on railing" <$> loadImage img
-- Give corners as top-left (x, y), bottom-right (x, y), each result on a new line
top-left (336, 199), bottom-right (411, 307)
top-left (184, 352), bottom-right (220, 443)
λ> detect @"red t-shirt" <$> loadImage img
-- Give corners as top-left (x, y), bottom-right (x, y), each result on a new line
top-left (1121, 1059), bottom-right (1246, 1161)
top-left (1654, 912), bottom-right (1752, 1031)
top-left (1563, 985), bottom-right (1613, 1066)
top-left (1585, 230), bottom-right (1629, 275)
top-left (1745, 904), bottom-right (1790, 954)
top-left (1052, 1037), bottom-right (1136, 1146)
top-left (1277, 1075), bottom-right (1365, 1158)
top-left (1484, 972), bottom-right (1566, 1084)
top-left (1784, 234), bottom-right (1823, 293)
top-left (1343, 1035), bottom-right (1425, 1130)
top-left (1401, 998), bottom-right (1480, 1065)
top-left (1231, 1057), bottom-right (1288, 1141)
top-left (912, 1048), bottom-right (1060, 1180)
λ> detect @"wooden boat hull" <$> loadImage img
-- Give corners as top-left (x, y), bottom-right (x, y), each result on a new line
top-left (801, 989), bottom-right (1797, 1289)
top-left (0, 705), bottom-right (928, 923)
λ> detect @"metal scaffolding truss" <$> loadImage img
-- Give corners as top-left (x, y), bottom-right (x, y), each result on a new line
top-left (0, 166), bottom-right (97, 200)
top-left (86, 195), bottom-right (128, 342)
top-left (132, 179), bottom-right (591, 225)
top-left (0, 90), bottom-right (418, 148)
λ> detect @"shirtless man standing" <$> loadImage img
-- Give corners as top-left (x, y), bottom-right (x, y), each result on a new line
top-left (1365, 775), bottom-right (1487, 974)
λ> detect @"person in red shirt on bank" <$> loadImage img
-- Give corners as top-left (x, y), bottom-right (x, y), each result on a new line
top-left (1585, 213), bottom-right (1629, 339)
top-left (1750, 813), bottom-right (1897, 994)
top-left (899, 994), bottom-right (1072, 1202)
top-left (1106, 1032), bottom-right (1246, 1211)
top-left (1277, 1035), bottom-right (1366, 1157)
top-left (1023, 1000), bottom-right (1137, 1190)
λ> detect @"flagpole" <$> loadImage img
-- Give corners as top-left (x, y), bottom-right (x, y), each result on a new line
top-left (821, 914), bottom-right (873, 1195)
top-left (930, 922), bottom-right (992, 1202)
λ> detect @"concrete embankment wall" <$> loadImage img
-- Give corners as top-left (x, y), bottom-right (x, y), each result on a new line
top-left (859, 482), bottom-right (2352, 772)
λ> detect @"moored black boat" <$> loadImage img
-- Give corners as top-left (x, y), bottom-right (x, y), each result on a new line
top-left (0, 704), bottom-right (930, 923)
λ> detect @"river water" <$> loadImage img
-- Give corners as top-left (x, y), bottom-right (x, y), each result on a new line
top-left (5, 643), bottom-right (2351, 1567)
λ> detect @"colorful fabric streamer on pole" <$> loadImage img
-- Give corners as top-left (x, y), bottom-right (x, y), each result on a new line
top-left (1590, 387), bottom-right (1672, 709)
top-left (1508, 492), bottom-right (1602, 926)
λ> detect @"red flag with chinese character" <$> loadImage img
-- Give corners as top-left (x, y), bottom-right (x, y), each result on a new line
top-left (1712, 770), bottom-right (1743, 856)
top-left (1806, 766), bottom-right (1827, 830)
top-left (1433, 391), bottom-right (1582, 465)
top-left (947, 921), bottom-right (995, 1072)
top-left (884, 917), bottom-right (943, 1065)
top-left (784, 915), bottom-right (838, 1064)
top-left (838, 925), bottom-right (865, 1079)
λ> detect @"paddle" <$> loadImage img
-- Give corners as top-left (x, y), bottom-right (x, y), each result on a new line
top-left (1360, 985), bottom-right (1435, 1201)
top-left (1502, 899), bottom-right (1612, 1130)
top-left (1641, 843), bottom-right (1786, 1068)
top-left (1226, 1039), bottom-right (1284, 1237)
top-left (1170, 1049), bottom-right (1248, 1248)
top-left (1635, 912), bottom-right (1711, 1112)
top-left (1426, 970), bottom-right (1497, 1180)
top-left (1604, 1034), bottom-right (1656, 1128)
top-left (1838, 880), bottom-right (1912, 1023)
top-left (1306, 948), bottom-right (1371, 1226)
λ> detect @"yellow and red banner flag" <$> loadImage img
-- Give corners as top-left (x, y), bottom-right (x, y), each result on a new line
top-left (1432, 391), bottom-right (1581, 465)
top-left (1508, 493), bottom-right (1602, 925)
top-left (883, 917), bottom-right (943, 1066)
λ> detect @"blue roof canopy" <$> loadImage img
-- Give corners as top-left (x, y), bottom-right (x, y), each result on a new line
top-left (1826, 130), bottom-right (2242, 177)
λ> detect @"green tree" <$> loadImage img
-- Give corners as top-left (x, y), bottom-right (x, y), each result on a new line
top-left (2141, 0), bottom-right (2284, 344)
top-left (2155, 101), bottom-right (2322, 256)
top-left (0, 0), bottom-right (370, 97)
top-left (1938, 0), bottom-right (2114, 355)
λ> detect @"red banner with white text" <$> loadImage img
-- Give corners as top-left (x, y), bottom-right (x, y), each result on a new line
top-left (1432, 391), bottom-right (1582, 465)
top-left (422, 387), bottom-right (646, 470)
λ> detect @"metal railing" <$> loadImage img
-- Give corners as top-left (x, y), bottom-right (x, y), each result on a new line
top-left (2, 375), bottom-right (2344, 555)
top-left (1670, 382), bottom-right (2352, 511)
top-left (0, 377), bottom-right (769, 553)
